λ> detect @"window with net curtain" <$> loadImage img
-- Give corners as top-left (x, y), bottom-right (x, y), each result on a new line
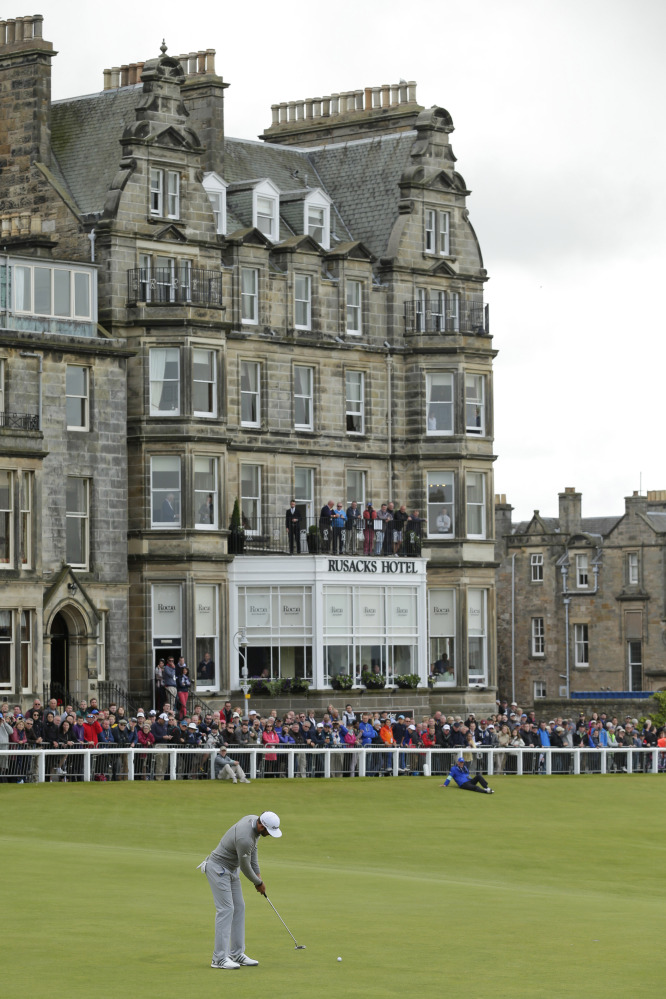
top-left (149, 347), bottom-right (180, 415)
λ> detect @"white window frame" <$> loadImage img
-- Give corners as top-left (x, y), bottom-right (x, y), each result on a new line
top-left (424, 208), bottom-right (451, 256)
top-left (467, 588), bottom-right (488, 684)
top-left (0, 358), bottom-right (4, 412)
top-left (20, 471), bottom-right (32, 569)
top-left (574, 623), bottom-right (589, 667)
top-left (345, 370), bottom-right (365, 435)
top-left (66, 476), bottom-right (90, 569)
top-left (465, 471), bottom-right (486, 539)
top-left (150, 168), bottom-right (163, 216)
top-left (294, 365), bottom-right (313, 430)
top-left (65, 365), bottom-right (89, 431)
top-left (346, 469), bottom-right (366, 510)
top-left (346, 280), bottom-right (362, 334)
top-left (627, 552), bottom-right (639, 585)
top-left (203, 172), bottom-right (228, 235)
top-left (0, 468), bottom-right (14, 567)
top-left (576, 554), bottom-right (589, 589)
top-left (294, 273), bottom-right (312, 331)
top-left (531, 617), bottom-right (545, 657)
top-left (295, 466), bottom-right (315, 524)
top-left (150, 456), bottom-right (181, 529)
top-left (533, 680), bottom-right (546, 699)
top-left (253, 180), bottom-right (280, 240)
top-left (426, 372), bottom-right (454, 435)
top-left (240, 464), bottom-right (262, 535)
top-left (465, 374), bottom-right (485, 436)
top-left (531, 553), bottom-right (544, 582)
top-left (304, 190), bottom-right (331, 249)
top-left (427, 470), bottom-right (455, 538)
top-left (12, 263), bottom-right (93, 320)
top-left (192, 348), bottom-right (217, 418)
top-left (167, 171), bottom-right (180, 219)
top-left (149, 347), bottom-right (180, 416)
top-left (628, 640), bottom-right (642, 691)
top-left (20, 609), bottom-right (32, 692)
top-left (155, 255), bottom-right (176, 303)
top-left (415, 288), bottom-right (427, 332)
top-left (194, 456), bottom-right (218, 530)
top-left (241, 268), bottom-right (259, 325)
top-left (448, 291), bottom-right (460, 332)
top-left (240, 360), bottom-right (261, 428)
top-left (0, 609), bottom-right (14, 691)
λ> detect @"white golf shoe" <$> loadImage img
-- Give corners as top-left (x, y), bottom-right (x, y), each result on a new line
top-left (211, 958), bottom-right (241, 970)
top-left (236, 954), bottom-right (259, 966)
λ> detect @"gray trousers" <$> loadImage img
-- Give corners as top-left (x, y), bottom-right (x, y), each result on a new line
top-left (205, 860), bottom-right (245, 962)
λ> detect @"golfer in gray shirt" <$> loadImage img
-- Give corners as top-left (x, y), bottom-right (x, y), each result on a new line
top-left (198, 811), bottom-right (282, 969)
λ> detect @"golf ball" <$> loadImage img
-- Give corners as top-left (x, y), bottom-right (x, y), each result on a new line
top-left (337, 957), bottom-right (342, 962)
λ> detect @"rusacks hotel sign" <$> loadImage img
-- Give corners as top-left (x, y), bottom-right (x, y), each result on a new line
top-left (327, 558), bottom-right (418, 574)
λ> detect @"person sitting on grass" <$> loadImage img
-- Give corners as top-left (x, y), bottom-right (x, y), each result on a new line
top-left (440, 756), bottom-right (494, 794)
top-left (214, 746), bottom-right (250, 783)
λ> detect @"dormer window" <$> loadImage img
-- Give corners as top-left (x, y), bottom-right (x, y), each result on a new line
top-left (252, 180), bottom-right (280, 240)
top-left (304, 189), bottom-right (331, 249)
top-left (203, 172), bottom-right (228, 235)
top-left (150, 168), bottom-right (180, 219)
top-left (425, 209), bottom-right (450, 256)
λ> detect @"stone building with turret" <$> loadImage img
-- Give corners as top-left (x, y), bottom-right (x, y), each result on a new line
top-left (495, 488), bottom-right (666, 709)
top-left (0, 13), bottom-right (497, 712)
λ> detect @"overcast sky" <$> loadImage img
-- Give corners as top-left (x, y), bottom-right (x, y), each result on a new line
top-left (35, 0), bottom-right (666, 520)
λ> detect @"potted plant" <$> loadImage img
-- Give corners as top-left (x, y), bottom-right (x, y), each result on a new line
top-left (228, 497), bottom-right (245, 554)
top-left (394, 673), bottom-right (420, 689)
top-left (361, 669), bottom-right (386, 690)
top-left (284, 676), bottom-right (311, 695)
top-left (248, 677), bottom-right (269, 695)
top-left (331, 673), bottom-right (354, 691)
top-left (307, 524), bottom-right (319, 553)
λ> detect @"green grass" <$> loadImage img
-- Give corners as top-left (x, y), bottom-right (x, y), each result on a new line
top-left (2, 775), bottom-right (664, 997)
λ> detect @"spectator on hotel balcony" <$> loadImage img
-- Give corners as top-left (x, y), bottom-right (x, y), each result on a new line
top-left (331, 502), bottom-right (347, 554)
top-left (319, 500), bottom-right (334, 552)
top-left (345, 500), bottom-right (361, 553)
top-left (393, 504), bottom-right (409, 555)
top-left (363, 503), bottom-right (375, 555)
top-left (285, 499), bottom-right (301, 554)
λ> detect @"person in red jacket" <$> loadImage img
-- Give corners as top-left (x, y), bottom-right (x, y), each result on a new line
top-left (82, 711), bottom-right (102, 747)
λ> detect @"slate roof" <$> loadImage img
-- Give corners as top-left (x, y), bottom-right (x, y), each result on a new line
top-left (511, 516), bottom-right (622, 538)
top-left (49, 87), bottom-right (415, 258)
top-left (51, 86), bottom-right (143, 215)
top-left (308, 132), bottom-right (416, 259)
top-left (646, 512), bottom-right (666, 533)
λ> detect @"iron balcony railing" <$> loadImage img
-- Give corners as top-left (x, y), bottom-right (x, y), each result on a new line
top-left (404, 300), bottom-right (489, 335)
top-left (241, 514), bottom-right (423, 557)
top-left (0, 410), bottom-right (39, 431)
top-left (127, 267), bottom-right (222, 307)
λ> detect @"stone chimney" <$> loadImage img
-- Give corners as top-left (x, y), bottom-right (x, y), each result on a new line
top-left (103, 47), bottom-right (227, 170)
top-left (494, 494), bottom-right (513, 558)
top-left (558, 487), bottom-right (582, 536)
top-left (0, 15), bottom-right (55, 170)
top-left (260, 81), bottom-right (422, 147)
top-left (625, 491), bottom-right (648, 515)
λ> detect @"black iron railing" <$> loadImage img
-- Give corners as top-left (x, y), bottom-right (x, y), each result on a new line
top-left (127, 267), bottom-right (222, 307)
top-left (240, 515), bottom-right (423, 557)
top-left (404, 300), bottom-right (489, 335)
top-left (0, 411), bottom-right (39, 430)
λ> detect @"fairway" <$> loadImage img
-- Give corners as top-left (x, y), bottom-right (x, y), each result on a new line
top-left (3, 776), bottom-right (664, 997)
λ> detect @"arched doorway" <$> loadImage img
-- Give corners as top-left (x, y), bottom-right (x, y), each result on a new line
top-left (50, 612), bottom-right (69, 699)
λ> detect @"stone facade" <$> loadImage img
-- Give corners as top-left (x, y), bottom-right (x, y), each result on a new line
top-left (495, 488), bottom-right (666, 709)
top-left (0, 14), bottom-right (498, 712)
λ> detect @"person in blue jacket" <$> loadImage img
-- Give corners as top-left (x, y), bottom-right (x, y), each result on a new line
top-left (440, 756), bottom-right (494, 794)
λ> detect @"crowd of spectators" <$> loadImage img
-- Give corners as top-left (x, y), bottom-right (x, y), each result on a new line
top-left (1, 695), bottom-right (664, 783)
top-left (318, 499), bottom-right (422, 557)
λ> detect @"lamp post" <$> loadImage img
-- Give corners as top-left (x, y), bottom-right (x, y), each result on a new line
top-left (234, 628), bottom-right (249, 720)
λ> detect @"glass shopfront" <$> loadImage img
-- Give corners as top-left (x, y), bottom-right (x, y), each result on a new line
top-left (238, 586), bottom-right (313, 680)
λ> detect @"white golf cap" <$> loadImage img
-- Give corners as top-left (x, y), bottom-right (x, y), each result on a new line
top-left (259, 811), bottom-right (282, 838)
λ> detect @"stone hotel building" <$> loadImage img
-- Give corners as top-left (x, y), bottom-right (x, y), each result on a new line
top-left (0, 14), bottom-right (497, 711)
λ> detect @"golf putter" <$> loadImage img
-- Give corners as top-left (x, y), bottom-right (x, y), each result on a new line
top-left (265, 895), bottom-right (306, 949)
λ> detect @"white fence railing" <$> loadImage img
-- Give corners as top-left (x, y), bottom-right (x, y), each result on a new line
top-left (1, 745), bottom-right (664, 783)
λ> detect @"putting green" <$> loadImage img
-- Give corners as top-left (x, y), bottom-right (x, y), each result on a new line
top-left (2, 775), bottom-right (664, 997)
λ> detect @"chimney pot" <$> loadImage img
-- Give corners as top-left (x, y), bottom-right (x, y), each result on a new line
top-left (103, 68), bottom-right (111, 90)
top-left (6, 19), bottom-right (16, 44)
